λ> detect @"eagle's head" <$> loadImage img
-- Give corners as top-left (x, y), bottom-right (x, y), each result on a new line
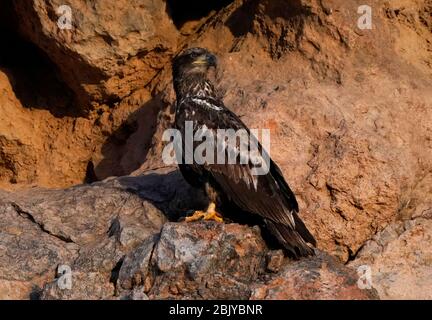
top-left (172, 47), bottom-right (217, 80)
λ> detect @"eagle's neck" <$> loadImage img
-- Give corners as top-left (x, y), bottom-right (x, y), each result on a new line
top-left (174, 73), bottom-right (215, 101)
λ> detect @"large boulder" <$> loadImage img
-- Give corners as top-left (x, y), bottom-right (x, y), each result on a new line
top-left (0, 171), bottom-right (172, 299)
top-left (13, 0), bottom-right (179, 106)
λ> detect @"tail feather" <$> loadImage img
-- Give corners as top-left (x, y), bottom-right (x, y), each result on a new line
top-left (292, 211), bottom-right (317, 246)
top-left (265, 218), bottom-right (315, 259)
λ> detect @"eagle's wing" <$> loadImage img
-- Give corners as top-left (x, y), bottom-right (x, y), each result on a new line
top-left (179, 97), bottom-right (316, 256)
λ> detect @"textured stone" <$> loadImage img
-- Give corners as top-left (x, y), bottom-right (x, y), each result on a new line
top-left (251, 251), bottom-right (379, 300)
top-left (0, 172), bottom-right (167, 299)
top-left (13, 0), bottom-right (179, 105)
top-left (147, 222), bottom-right (267, 300)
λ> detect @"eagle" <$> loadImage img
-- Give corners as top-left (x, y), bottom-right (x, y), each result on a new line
top-left (172, 47), bottom-right (316, 258)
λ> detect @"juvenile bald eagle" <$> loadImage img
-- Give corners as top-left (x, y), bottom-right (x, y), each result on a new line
top-left (172, 47), bottom-right (316, 258)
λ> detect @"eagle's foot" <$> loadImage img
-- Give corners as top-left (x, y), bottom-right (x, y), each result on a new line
top-left (185, 210), bottom-right (206, 222)
top-left (203, 203), bottom-right (223, 223)
top-left (185, 203), bottom-right (223, 223)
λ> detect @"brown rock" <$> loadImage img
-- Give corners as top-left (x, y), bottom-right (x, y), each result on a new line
top-left (265, 250), bottom-right (285, 273)
top-left (350, 217), bottom-right (432, 300)
top-left (0, 168), bottom-right (381, 300)
top-left (251, 252), bottom-right (379, 300)
top-left (41, 271), bottom-right (115, 300)
top-left (0, 171), bottom-right (169, 299)
top-left (117, 235), bottom-right (158, 291)
top-left (0, 67), bottom-right (160, 190)
top-left (349, 173), bottom-right (432, 299)
top-left (116, 220), bottom-right (379, 300)
top-left (147, 222), bottom-right (268, 300)
top-left (13, 0), bottom-right (179, 106)
top-left (0, 200), bottom-right (76, 299)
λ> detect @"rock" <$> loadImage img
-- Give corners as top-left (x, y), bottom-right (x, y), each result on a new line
top-left (41, 271), bottom-right (115, 300)
top-left (0, 171), bottom-right (169, 299)
top-left (147, 222), bottom-right (268, 300)
top-left (117, 221), bottom-right (379, 300)
top-left (0, 0), bottom-right (172, 189)
top-left (118, 286), bottom-right (149, 300)
top-left (351, 217), bottom-right (432, 300)
top-left (0, 201), bottom-right (76, 299)
top-left (117, 235), bottom-right (158, 291)
top-left (0, 168), bottom-right (381, 300)
top-left (0, 65), bottom-right (160, 190)
top-left (265, 250), bottom-right (285, 273)
top-left (13, 0), bottom-right (179, 106)
top-left (251, 251), bottom-right (379, 300)
top-left (348, 174), bottom-right (432, 299)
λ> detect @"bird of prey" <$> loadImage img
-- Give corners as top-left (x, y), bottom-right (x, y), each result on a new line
top-left (172, 47), bottom-right (316, 258)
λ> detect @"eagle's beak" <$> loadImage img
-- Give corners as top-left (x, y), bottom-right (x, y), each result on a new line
top-left (193, 53), bottom-right (217, 67)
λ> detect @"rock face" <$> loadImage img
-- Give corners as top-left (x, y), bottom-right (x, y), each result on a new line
top-left (13, 0), bottom-right (179, 106)
top-left (349, 173), bottom-right (432, 300)
top-left (0, 170), bottom-right (377, 300)
top-left (146, 222), bottom-right (267, 300)
top-left (349, 217), bottom-right (432, 300)
top-left (0, 0), bottom-right (431, 300)
top-left (251, 252), bottom-right (378, 300)
top-left (0, 172), bottom-right (172, 299)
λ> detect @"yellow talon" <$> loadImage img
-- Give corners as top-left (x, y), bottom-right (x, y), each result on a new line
top-left (203, 210), bottom-right (223, 222)
top-left (185, 210), bottom-right (205, 222)
top-left (203, 203), bottom-right (223, 222)
top-left (185, 202), bottom-right (223, 223)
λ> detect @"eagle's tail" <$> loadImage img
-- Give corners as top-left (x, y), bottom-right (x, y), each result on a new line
top-left (264, 215), bottom-right (316, 259)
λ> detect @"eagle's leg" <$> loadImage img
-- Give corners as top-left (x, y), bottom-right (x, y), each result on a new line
top-left (185, 203), bottom-right (223, 223)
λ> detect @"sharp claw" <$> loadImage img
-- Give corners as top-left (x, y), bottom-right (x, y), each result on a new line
top-left (185, 210), bottom-right (205, 222)
top-left (185, 202), bottom-right (223, 223)
top-left (203, 211), bottom-right (223, 223)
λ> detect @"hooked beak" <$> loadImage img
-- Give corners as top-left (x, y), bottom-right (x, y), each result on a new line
top-left (193, 53), bottom-right (217, 68)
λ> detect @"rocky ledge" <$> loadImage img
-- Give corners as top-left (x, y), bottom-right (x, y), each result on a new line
top-left (0, 169), bottom-right (377, 300)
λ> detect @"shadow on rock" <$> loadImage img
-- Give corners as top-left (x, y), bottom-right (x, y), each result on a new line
top-left (110, 169), bottom-right (209, 221)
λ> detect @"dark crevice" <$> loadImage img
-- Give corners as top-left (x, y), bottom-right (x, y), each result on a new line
top-left (346, 242), bottom-right (366, 264)
top-left (166, 0), bottom-right (234, 29)
top-left (29, 285), bottom-right (43, 300)
top-left (110, 257), bottom-right (125, 295)
top-left (139, 235), bottom-right (159, 295)
top-left (84, 161), bottom-right (98, 184)
top-left (107, 217), bottom-right (121, 238)
top-left (11, 203), bottom-right (75, 243)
